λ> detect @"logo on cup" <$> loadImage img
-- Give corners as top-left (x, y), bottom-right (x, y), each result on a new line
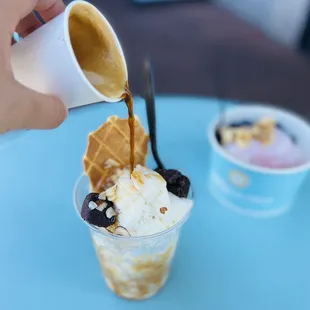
top-left (229, 170), bottom-right (249, 188)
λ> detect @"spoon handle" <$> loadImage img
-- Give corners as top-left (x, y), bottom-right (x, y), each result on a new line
top-left (143, 58), bottom-right (165, 169)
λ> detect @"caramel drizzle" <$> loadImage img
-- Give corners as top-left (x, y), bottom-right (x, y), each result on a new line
top-left (122, 82), bottom-right (135, 173)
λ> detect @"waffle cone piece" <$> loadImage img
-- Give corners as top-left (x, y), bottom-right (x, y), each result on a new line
top-left (84, 115), bottom-right (149, 193)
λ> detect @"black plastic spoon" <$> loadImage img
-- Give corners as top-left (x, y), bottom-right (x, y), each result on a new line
top-left (143, 58), bottom-right (165, 170)
top-left (215, 56), bottom-right (227, 144)
top-left (142, 58), bottom-right (191, 198)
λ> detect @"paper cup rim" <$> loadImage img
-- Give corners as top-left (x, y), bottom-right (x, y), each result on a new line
top-left (64, 0), bottom-right (128, 103)
top-left (73, 173), bottom-right (193, 241)
top-left (208, 103), bottom-right (310, 175)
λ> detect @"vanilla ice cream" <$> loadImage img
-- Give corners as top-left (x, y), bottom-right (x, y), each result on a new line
top-left (99, 165), bottom-right (193, 236)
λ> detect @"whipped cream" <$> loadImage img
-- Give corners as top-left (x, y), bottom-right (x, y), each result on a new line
top-left (102, 165), bottom-right (193, 236)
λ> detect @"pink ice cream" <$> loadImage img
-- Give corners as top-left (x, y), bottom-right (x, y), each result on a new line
top-left (224, 128), bottom-right (306, 169)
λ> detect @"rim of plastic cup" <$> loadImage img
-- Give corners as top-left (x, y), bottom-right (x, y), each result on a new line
top-left (64, 0), bottom-right (128, 103)
top-left (73, 173), bottom-right (194, 241)
top-left (208, 103), bottom-right (310, 175)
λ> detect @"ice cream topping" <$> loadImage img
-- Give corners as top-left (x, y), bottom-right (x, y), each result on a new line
top-left (155, 168), bottom-right (190, 198)
top-left (82, 165), bottom-right (193, 236)
top-left (81, 193), bottom-right (117, 228)
top-left (217, 117), bottom-right (306, 169)
top-left (218, 117), bottom-right (276, 147)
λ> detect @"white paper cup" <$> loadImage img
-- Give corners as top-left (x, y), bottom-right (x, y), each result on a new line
top-left (11, 0), bottom-right (128, 109)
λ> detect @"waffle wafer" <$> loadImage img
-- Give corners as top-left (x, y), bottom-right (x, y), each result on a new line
top-left (84, 115), bottom-right (149, 193)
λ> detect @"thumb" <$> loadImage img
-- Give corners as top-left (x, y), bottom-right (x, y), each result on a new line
top-left (7, 82), bottom-right (68, 131)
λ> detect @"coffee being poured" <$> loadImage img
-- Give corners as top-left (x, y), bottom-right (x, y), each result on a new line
top-left (68, 3), bottom-right (127, 99)
top-left (68, 3), bottom-right (135, 172)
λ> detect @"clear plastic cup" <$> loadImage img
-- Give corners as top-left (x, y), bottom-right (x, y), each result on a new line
top-left (73, 174), bottom-right (193, 300)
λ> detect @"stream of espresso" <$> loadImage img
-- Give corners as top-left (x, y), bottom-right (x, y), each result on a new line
top-left (123, 83), bottom-right (135, 173)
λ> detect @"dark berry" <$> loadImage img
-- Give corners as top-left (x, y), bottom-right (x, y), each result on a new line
top-left (81, 193), bottom-right (99, 221)
top-left (81, 193), bottom-right (117, 228)
top-left (276, 123), bottom-right (297, 143)
top-left (276, 123), bottom-right (284, 131)
top-left (215, 128), bottom-right (222, 144)
top-left (229, 121), bottom-right (252, 128)
top-left (157, 169), bottom-right (181, 183)
top-left (155, 168), bottom-right (190, 198)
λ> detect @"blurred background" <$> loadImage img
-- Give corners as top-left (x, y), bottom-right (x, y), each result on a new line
top-left (64, 0), bottom-right (310, 117)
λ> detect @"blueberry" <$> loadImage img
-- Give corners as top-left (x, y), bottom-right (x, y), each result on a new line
top-left (215, 128), bottom-right (222, 144)
top-left (81, 193), bottom-right (117, 228)
top-left (81, 193), bottom-right (99, 221)
top-left (229, 121), bottom-right (253, 128)
top-left (276, 123), bottom-right (297, 143)
top-left (276, 123), bottom-right (284, 131)
top-left (155, 168), bottom-right (190, 198)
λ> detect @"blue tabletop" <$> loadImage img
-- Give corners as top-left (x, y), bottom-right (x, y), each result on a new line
top-left (1, 96), bottom-right (310, 310)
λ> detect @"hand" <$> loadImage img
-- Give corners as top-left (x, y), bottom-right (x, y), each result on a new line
top-left (0, 0), bottom-right (68, 133)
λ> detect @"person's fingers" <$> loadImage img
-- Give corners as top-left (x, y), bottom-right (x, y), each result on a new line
top-left (1, 0), bottom-right (65, 36)
top-left (0, 0), bottom-right (68, 133)
top-left (35, 0), bottom-right (65, 22)
top-left (15, 1), bottom-right (66, 38)
top-left (15, 13), bottom-right (42, 38)
top-left (0, 0), bottom-right (37, 33)
top-left (4, 81), bottom-right (68, 131)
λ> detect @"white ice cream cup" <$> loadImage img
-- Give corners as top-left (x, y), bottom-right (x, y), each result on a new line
top-left (11, 0), bottom-right (128, 109)
top-left (73, 174), bottom-right (193, 300)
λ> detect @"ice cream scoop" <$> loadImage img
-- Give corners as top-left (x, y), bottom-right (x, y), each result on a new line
top-left (101, 165), bottom-right (193, 236)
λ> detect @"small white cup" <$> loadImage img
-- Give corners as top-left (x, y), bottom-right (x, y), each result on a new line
top-left (11, 0), bottom-right (128, 109)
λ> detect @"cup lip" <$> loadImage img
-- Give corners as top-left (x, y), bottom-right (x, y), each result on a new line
top-left (208, 103), bottom-right (310, 175)
top-left (73, 173), bottom-right (194, 241)
top-left (63, 0), bottom-right (128, 103)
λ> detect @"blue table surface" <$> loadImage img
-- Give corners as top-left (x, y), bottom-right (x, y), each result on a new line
top-left (1, 96), bottom-right (310, 310)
